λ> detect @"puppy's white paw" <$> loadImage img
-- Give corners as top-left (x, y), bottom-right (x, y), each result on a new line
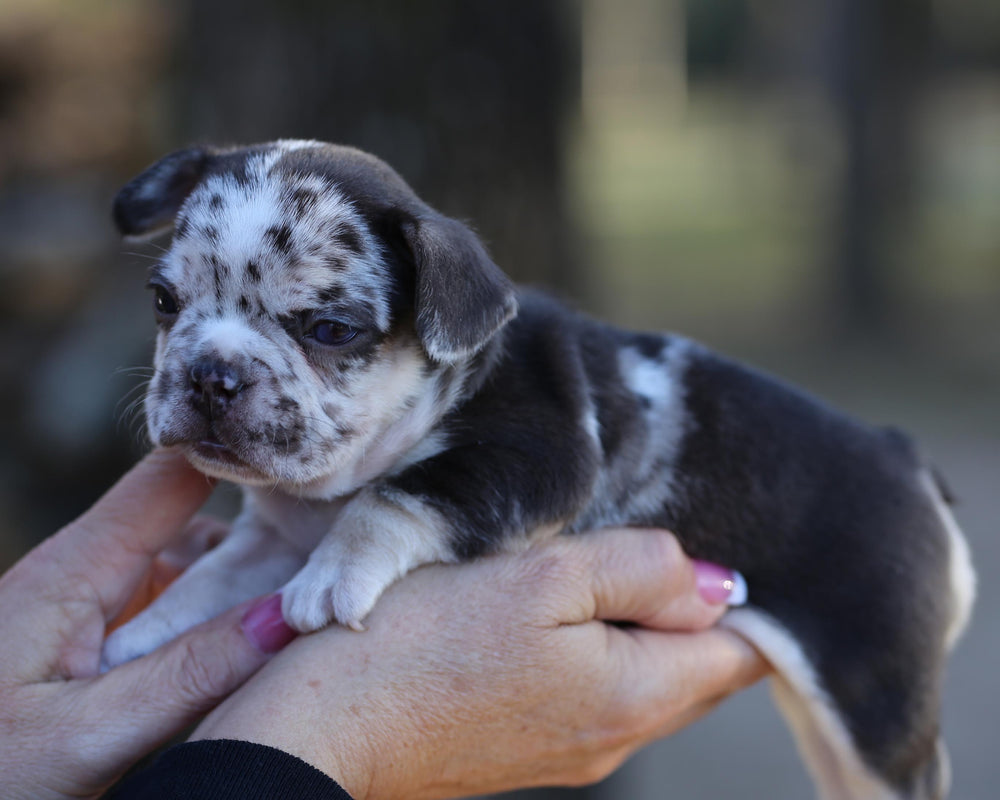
top-left (101, 617), bottom-right (175, 671)
top-left (280, 561), bottom-right (386, 632)
top-left (280, 486), bottom-right (457, 633)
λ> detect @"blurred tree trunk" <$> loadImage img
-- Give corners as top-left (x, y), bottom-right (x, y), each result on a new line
top-left (169, 0), bottom-right (581, 295)
top-left (822, 0), bottom-right (931, 338)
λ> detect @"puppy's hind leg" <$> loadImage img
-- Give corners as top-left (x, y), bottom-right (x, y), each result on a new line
top-left (722, 609), bottom-right (948, 800)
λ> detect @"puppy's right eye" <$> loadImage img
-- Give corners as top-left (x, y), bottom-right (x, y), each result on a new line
top-left (151, 284), bottom-right (180, 321)
top-left (308, 319), bottom-right (359, 347)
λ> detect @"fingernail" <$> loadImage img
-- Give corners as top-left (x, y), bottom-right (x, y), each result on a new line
top-left (693, 561), bottom-right (749, 606)
top-left (241, 594), bottom-right (297, 653)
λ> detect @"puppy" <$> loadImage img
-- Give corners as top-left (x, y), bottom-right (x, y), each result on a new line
top-left (104, 140), bottom-right (974, 800)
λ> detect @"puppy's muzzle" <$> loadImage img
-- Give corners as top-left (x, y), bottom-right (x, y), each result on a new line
top-left (188, 357), bottom-right (246, 419)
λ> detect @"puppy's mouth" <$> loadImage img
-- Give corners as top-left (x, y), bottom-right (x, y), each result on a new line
top-left (184, 430), bottom-right (273, 483)
top-left (192, 435), bottom-right (244, 466)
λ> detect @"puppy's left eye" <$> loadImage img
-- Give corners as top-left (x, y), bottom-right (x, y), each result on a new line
top-left (308, 320), bottom-right (359, 346)
top-left (149, 283), bottom-right (180, 322)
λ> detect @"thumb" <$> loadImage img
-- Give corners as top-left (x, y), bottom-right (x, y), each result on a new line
top-left (88, 594), bottom-right (296, 764)
top-left (560, 528), bottom-right (748, 632)
top-left (608, 626), bottom-right (768, 742)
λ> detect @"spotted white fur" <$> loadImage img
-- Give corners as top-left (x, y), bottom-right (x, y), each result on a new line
top-left (300, 343), bottom-right (456, 498)
top-left (144, 145), bottom-right (433, 492)
top-left (574, 337), bottom-right (692, 532)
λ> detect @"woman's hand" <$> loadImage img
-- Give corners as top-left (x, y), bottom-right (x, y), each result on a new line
top-left (194, 529), bottom-right (768, 799)
top-left (0, 448), bottom-right (766, 800)
top-left (0, 449), bottom-right (294, 799)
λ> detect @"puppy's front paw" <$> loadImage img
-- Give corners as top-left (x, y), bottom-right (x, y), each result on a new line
top-left (281, 486), bottom-right (455, 633)
top-left (101, 616), bottom-right (173, 671)
top-left (281, 560), bottom-right (387, 633)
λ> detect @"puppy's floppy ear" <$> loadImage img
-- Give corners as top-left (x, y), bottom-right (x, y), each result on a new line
top-left (401, 212), bottom-right (518, 363)
top-left (112, 147), bottom-right (213, 238)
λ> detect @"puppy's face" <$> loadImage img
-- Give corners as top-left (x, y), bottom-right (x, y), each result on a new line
top-left (116, 141), bottom-right (517, 493)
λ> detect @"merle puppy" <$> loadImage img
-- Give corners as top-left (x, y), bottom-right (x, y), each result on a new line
top-left (104, 140), bottom-right (974, 800)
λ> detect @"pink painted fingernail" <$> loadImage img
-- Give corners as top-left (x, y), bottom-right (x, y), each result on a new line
top-left (693, 561), bottom-right (748, 606)
top-left (241, 594), bottom-right (297, 654)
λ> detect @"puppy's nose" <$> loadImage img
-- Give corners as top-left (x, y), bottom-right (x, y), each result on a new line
top-left (188, 358), bottom-right (244, 417)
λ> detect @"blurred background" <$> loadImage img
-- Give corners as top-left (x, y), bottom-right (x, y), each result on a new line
top-left (0, 0), bottom-right (997, 796)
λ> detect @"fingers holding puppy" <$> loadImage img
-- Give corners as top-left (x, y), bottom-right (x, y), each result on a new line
top-left (192, 526), bottom-right (767, 800)
top-left (523, 528), bottom-right (748, 632)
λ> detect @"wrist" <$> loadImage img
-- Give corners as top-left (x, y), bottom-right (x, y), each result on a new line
top-left (191, 691), bottom-right (377, 799)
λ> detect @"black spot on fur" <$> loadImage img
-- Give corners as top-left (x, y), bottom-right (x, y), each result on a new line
top-left (174, 216), bottom-right (191, 241)
top-left (284, 424), bottom-right (304, 453)
top-left (277, 314), bottom-right (299, 339)
top-left (291, 188), bottom-right (319, 216)
top-left (334, 225), bottom-right (365, 255)
top-left (202, 225), bottom-right (220, 244)
top-left (630, 333), bottom-right (665, 361)
top-left (210, 255), bottom-right (225, 301)
top-left (230, 162), bottom-right (253, 188)
top-left (262, 421), bottom-right (303, 454)
top-left (316, 285), bottom-right (345, 306)
top-left (238, 295), bottom-right (251, 313)
top-left (334, 423), bottom-right (357, 440)
top-left (210, 193), bottom-right (225, 210)
top-left (266, 224), bottom-right (293, 253)
top-left (246, 260), bottom-right (262, 283)
top-left (323, 255), bottom-right (348, 272)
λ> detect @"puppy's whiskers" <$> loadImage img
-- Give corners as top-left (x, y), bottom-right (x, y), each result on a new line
top-left (114, 374), bottom-right (151, 441)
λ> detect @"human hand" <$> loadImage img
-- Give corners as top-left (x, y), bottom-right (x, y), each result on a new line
top-left (193, 529), bottom-right (768, 799)
top-left (0, 449), bottom-right (296, 800)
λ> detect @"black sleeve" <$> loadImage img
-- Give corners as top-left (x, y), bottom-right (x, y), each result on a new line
top-left (103, 739), bottom-right (355, 800)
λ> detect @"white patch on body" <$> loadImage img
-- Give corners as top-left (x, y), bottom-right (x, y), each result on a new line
top-left (918, 470), bottom-right (976, 650)
top-left (617, 337), bottom-right (691, 502)
top-left (576, 337), bottom-right (692, 531)
top-left (581, 390), bottom-right (601, 452)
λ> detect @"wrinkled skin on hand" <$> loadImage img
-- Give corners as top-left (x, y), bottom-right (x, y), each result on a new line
top-left (0, 450), bottom-right (283, 800)
top-left (194, 529), bottom-right (767, 799)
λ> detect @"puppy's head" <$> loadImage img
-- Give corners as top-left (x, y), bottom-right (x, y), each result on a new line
top-left (114, 140), bottom-right (516, 492)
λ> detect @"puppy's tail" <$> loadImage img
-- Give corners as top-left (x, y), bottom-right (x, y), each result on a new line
top-left (915, 740), bottom-right (951, 800)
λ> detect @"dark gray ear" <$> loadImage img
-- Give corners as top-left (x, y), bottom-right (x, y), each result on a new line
top-left (401, 213), bottom-right (518, 363)
top-left (112, 147), bottom-right (213, 238)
